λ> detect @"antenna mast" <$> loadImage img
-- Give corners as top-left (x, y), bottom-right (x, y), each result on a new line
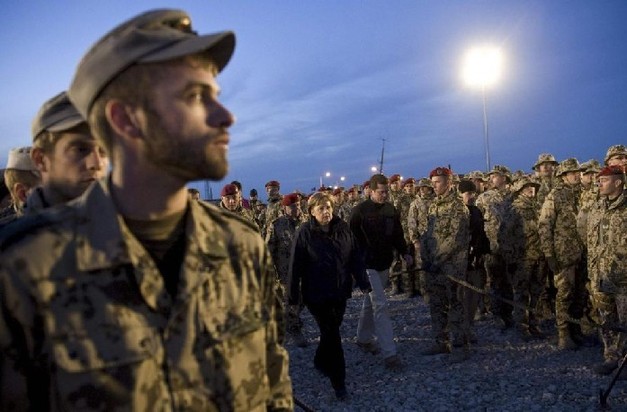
top-left (378, 138), bottom-right (386, 174)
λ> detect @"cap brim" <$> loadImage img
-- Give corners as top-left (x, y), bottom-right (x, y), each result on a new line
top-left (45, 113), bottom-right (85, 133)
top-left (139, 31), bottom-right (235, 72)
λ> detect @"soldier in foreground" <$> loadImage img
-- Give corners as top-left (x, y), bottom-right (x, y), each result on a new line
top-left (0, 9), bottom-right (292, 411)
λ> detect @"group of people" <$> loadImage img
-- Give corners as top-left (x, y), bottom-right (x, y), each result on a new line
top-left (0, 6), bottom-right (625, 409)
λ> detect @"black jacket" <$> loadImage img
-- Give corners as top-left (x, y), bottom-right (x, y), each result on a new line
top-left (288, 215), bottom-right (369, 305)
top-left (349, 199), bottom-right (408, 270)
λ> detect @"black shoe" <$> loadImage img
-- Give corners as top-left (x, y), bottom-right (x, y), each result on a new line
top-left (335, 388), bottom-right (348, 401)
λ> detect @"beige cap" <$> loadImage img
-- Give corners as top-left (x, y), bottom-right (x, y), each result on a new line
top-left (604, 145), bottom-right (627, 165)
top-left (532, 153), bottom-right (558, 170)
top-left (556, 158), bottom-right (582, 176)
top-left (69, 9), bottom-right (235, 118)
top-left (6, 147), bottom-right (38, 172)
top-left (31, 91), bottom-right (84, 141)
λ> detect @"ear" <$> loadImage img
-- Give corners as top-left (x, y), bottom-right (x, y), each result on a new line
top-left (105, 100), bottom-right (144, 141)
top-left (31, 147), bottom-right (48, 173)
top-left (13, 182), bottom-right (30, 204)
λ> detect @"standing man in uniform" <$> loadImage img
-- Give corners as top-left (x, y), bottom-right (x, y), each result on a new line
top-left (582, 166), bottom-right (627, 375)
top-left (263, 179), bottom-right (283, 237)
top-left (420, 168), bottom-right (470, 362)
top-left (475, 165), bottom-right (515, 329)
top-left (0, 9), bottom-right (292, 410)
top-left (350, 174), bottom-right (412, 370)
top-left (539, 158), bottom-right (586, 350)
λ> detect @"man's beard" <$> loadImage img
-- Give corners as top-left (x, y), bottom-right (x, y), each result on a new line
top-left (143, 106), bottom-right (228, 182)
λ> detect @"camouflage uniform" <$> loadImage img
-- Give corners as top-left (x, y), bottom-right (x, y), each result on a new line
top-left (393, 190), bottom-right (418, 295)
top-left (335, 202), bottom-right (353, 223)
top-left (420, 189), bottom-right (470, 347)
top-left (475, 181), bottom-right (515, 326)
top-left (263, 196), bottom-right (283, 237)
top-left (509, 179), bottom-right (545, 334)
top-left (538, 167), bottom-right (587, 346)
top-left (219, 200), bottom-right (259, 230)
top-left (266, 214), bottom-right (304, 336)
top-left (0, 180), bottom-right (292, 411)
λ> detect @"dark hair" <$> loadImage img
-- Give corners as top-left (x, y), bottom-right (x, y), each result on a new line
top-left (369, 174), bottom-right (388, 189)
top-left (230, 180), bottom-right (242, 190)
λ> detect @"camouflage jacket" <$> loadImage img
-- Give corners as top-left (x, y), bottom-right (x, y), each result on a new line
top-left (582, 190), bottom-right (627, 294)
top-left (538, 181), bottom-right (583, 268)
top-left (266, 215), bottom-right (302, 284)
top-left (536, 175), bottom-right (555, 208)
top-left (420, 189), bottom-right (470, 277)
top-left (262, 197), bottom-right (283, 237)
top-left (219, 201), bottom-right (260, 231)
top-left (335, 202), bottom-right (353, 223)
top-left (509, 194), bottom-right (543, 262)
top-left (0, 180), bottom-right (292, 411)
top-left (395, 192), bottom-right (415, 242)
top-left (407, 196), bottom-right (428, 243)
top-left (475, 188), bottom-right (513, 256)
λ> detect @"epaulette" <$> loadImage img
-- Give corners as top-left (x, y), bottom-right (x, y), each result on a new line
top-left (0, 212), bottom-right (57, 252)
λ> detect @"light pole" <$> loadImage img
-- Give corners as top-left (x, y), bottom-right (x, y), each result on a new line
top-left (462, 46), bottom-right (503, 172)
top-left (319, 171), bottom-right (331, 188)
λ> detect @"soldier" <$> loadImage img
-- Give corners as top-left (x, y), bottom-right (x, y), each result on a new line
top-left (604, 144), bottom-right (627, 167)
top-left (388, 173), bottom-right (402, 206)
top-left (582, 166), bottom-right (627, 376)
top-left (346, 186), bottom-right (361, 208)
top-left (533, 153), bottom-right (559, 206)
top-left (579, 159), bottom-right (601, 212)
top-left (539, 158), bottom-right (587, 350)
top-left (420, 167), bottom-right (470, 362)
top-left (267, 192), bottom-right (307, 347)
top-left (188, 187), bottom-right (201, 200)
top-left (417, 177), bottom-right (436, 205)
top-left (361, 180), bottom-right (372, 201)
top-left (475, 165), bottom-right (516, 329)
top-left (219, 183), bottom-right (258, 229)
top-left (466, 170), bottom-right (488, 195)
top-left (0, 147), bottom-right (41, 226)
top-left (333, 187), bottom-right (352, 222)
top-left (509, 177), bottom-right (546, 340)
top-left (28, 91), bottom-right (108, 214)
top-left (263, 179), bottom-right (283, 236)
top-left (394, 177), bottom-right (419, 296)
top-left (0, 9), bottom-right (292, 410)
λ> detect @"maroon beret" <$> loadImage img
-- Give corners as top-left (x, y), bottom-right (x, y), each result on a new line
top-left (363, 181), bottom-right (370, 188)
top-left (429, 167), bottom-right (452, 178)
top-left (265, 180), bottom-right (280, 188)
top-left (281, 193), bottom-right (299, 206)
top-left (221, 183), bottom-right (238, 197)
top-left (402, 177), bottom-right (416, 187)
top-left (598, 165), bottom-right (625, 177)
top-left (389, 174), bottom-right (401, 183)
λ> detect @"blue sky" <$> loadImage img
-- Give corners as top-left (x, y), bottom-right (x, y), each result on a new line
top-left (1, 1), bottom-right (626, 198)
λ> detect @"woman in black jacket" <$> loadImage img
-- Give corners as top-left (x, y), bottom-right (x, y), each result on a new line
top-left (288, 192), bottom-right (370, 401)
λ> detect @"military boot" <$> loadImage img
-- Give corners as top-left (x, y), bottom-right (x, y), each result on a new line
top-left (557, 327), bottom-right (578, 351)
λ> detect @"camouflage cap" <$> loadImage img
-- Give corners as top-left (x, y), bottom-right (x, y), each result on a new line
top-left (604, 144), bottom-right (627, 165)
top-left (487, 164), bottom-right (512, 180)
top-left (511, 176), bottom-right (540, 194)
top-left (69, 9), bottom-right (236, 118)
top-left (580, 159), bottom-right (601, 175)
top-left (31, 92), bottom-right (84, 141)
top-left (466, 170), bottom-right (487, 181)
top-left (6, 147), bottom-right (39, 172)
top-left (532, 153), bottom-right (558, 170)
top-left (555, 158), bottom-right (582, 176)
top-left (417, 178), bottom-right (433, 188)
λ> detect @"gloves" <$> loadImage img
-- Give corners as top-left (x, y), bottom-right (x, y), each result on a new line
top-left (546, 256), bottom-right (558, 273)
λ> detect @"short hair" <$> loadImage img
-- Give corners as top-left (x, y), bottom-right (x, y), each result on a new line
top-left (369, 173), bottom-right (388, 189)
top-left (3, 169), bottom-right (40, 203)
top-left (89, 54), bottom-right (218, 155)
top-left (187, 188), bottom-right (200, 195)
top-left (33, 123), bottom-right (92, 154)
top-left (307, 192), bottom-right (335, 214)
top-left (230, 180), bottom-right (242, 191)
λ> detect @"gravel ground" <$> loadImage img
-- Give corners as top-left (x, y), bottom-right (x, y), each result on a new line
top-left (286, 289), bottom-right (627, 412)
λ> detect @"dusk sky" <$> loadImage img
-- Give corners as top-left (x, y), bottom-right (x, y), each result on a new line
top-left (1, 1), bottom-right (626, 199)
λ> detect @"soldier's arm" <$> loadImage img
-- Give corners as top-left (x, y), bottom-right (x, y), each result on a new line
top-left (261, 248), bottom-right (293, 411)
top-left (538, 193), bottom-right (557, 258)
top-left (0, 272), bottom-right (30, 410)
